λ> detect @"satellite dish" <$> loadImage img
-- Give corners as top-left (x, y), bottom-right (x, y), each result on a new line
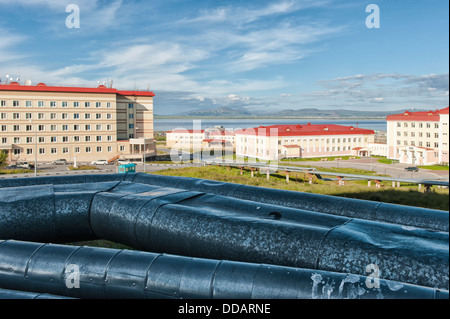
top-left (24, 79), bottom-right (32, 86)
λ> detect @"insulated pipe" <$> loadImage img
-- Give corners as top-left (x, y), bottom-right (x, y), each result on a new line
top-left (0, 240), bottom-right (447, 299)
top-left (1, 181), bottom-right (448, 290)
top-left (0, 173), bottom-right (447, 232)
top-left (0, 288), bottom-right (75, 299)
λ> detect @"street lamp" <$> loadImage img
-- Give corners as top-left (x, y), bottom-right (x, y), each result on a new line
top-left (136, 127), bottom-right (146, 173)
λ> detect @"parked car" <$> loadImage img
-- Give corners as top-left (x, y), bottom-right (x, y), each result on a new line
top-left (405, 166), bottom-right (419, 172)
top-left (91, 160), bottom-right (109, 165)
top-left (17, 161), bottom-right (35, 169)
top-left (52, 159), bottom-right (68, 165)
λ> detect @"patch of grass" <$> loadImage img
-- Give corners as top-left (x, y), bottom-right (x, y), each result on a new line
top-left (68, 165), bottom-right (99, 170)
top-left (68, 240), bottom-right (134, 250)
top-left (377, 158), bottom-right (399, 164)
top-left (152, 166), bottom-right (449, 211)
top-left (0, 169), bottom-right (35, 175)
top-left (281, 155), bottom-right (360, 162)
top-left (418, 165), bottom-right (449, 171)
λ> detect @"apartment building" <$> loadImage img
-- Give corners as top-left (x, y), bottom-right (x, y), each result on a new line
top-left (386, 107), bottom-right (449, 165)
top-left (0, 81), bottom-right (156, 164)
top-left (235, 123), bottom-right (375, 161)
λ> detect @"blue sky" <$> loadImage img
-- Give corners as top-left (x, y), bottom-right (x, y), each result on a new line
top-left (0, 0), bottom-right (448, 115)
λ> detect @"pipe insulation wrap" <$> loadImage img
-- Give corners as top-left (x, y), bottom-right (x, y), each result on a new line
top-left (0, 179), bottom-right (448, 291)
top-left (0, 240), bottom-right (447, 299)
top-left (0, 173), bottom-right (447, 232)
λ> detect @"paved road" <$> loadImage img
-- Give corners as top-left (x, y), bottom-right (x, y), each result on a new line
top-left (1, 158), bottom-right (448, 183)
top-left (288, 158), bottom-right (449, 181)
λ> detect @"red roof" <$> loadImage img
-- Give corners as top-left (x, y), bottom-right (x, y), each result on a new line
top-left (0, 83), bottom-right (155, 97)
top-left (282, 145), bottom-right (301, 148)
top-left (235, 124), bottom-right (375, 137)
top-left (386, 107), bottom-right (448, 122)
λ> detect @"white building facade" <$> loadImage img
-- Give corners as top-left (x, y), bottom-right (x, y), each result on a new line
top-left (386, 107), bottom-right (449, 165)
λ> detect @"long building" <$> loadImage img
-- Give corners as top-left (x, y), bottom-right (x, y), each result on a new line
top-left (0, 81), bottom-right (156, 164)
top-left (235, 123), bottom-right (375, 161)
top-left (386, 107), bottom-right (449, 165)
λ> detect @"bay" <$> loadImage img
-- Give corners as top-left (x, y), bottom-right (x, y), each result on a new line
top-left (154, 118), bottom-right (387, 132)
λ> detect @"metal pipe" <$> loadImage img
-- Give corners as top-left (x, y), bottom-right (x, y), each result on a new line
top-left (0, 240), bottom-right (447, 299)
top-left (0, 179), bottom-right (448, 290)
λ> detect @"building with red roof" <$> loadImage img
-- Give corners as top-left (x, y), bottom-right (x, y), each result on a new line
top-left (386, 107), bottom-right (449, 165)
top-left (0, 81), bottom-right (156, 164)
top-left (235, 123), bottom-right (375, 161)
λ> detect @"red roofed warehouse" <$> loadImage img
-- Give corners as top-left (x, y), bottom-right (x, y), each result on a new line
top-left (0, 81), bottom-right (156, 164)
top-left (386, 107), bottom-right (449, 165)
top-left (235, 123), bottom-right (376, 161)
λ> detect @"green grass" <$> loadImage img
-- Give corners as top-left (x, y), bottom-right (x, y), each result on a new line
top-left (281, 155), bottom-right (360, 162)
top-left (377, 158), bottom-right (399, 164)
top-left (0, 168), bottom-right (35, 175)
top-left (418, 165), bottom-right (449, 171)
top-left (151, 166), bottom-right (449, 211)
top-left (68, 165), bottom-right (99, 170)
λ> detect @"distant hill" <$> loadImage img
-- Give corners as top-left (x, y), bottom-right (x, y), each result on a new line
top-left (155, 107), bottom-right (429, 119)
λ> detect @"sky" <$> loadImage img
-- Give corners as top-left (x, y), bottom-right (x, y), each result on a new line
top-left (0, 0), bottom-right (448, 115)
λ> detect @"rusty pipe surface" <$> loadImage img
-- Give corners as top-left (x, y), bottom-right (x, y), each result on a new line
top-left (0, 178), bottom-right (448, 291)
top-left (0, 240), bottom-right (447, 299)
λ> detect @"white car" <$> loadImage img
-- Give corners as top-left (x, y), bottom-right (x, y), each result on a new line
top-left (91, 160), bottom-right (108, 165)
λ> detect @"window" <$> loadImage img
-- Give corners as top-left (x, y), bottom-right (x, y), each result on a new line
top-left (85, 102), bottom-right (90, 108)
top-left (404, 123), bottom-right (408, 127)
top-left (74, 136), bottom-right (80, 142)
top-left (62, 137), bottom-right (69, 143)
top-left (62, 102), bottom-right (68, 108)
top-left (85, 147), bottom-right (91, 153)
top-left (435, 123), bottom-right (439, 129)
top-left (96, 113), bottom-right (102, 119)
top-left (85, 136), bottom-right (91, 142)
top-left (128, 103), bottom-right (134, 109)
top-left (50, 125), bottom-right (57, 131)
top-left (107, 102), bottom-right (111, 108)
top-left (62, 113), bottom-right (68, 120)
top-left (85, 114), bottom-right (91, 119)
top-left (50, 113), bottom-right (57, 119)
top-left (96, 125), bottom-right (102, 130)
top-left (26, 149), bottom-right (33, 155)
top-left (38, 125), bottom-right (45, 131)
top-left (38, 137), bottom-right (45, 143)
top-left (13, 101), bottom-right (19, 107)
top-left (435, 133), bottom-right (439, 138)
top-left (96, 136), bottom-right (102, 142)
top-left (1, 137), bottom-right (7, 144)
top-left (85, 125), bottom-right (91, 131)
top-left (39, 148), bottom-right (45, 154)
top-left (14, 149), bottom-right (21, 155)
top-left (50, 101), bottom-right (56, 107)
top-left (26, 125), bottom-right (32, 132)
top-left (38, 101), bottom-right (44, 107)
top-left (74, 125), bottom-right (80, 131)
top-left (120, 146), bottom-right (125, 152)
top-left (13, 113), bottom-right (20, 119)
top-left (129, 124), bottom-right (134, 129)
top-left (107, 146), bottom-right (112, 152)
top-left (397, 123), bottom-right (401, 127)
top-left (26, 101), bottom-right (32, 107)
top-left (38, 113), bottom-right (45, 120)
top-left (419, 123), bottom-right (423, 128)
top-left (96, 146), bottom-right (102, 152)
top-left (106, 114), bottom-right (112, 119)
top-left (435, 142), bottom-right (439, 148)
top-left (62, 125), bottom-right (69, 131)
top-left (51, 137), bottom-right (57, 143)
top-left (13, 125), bottom-right (20, 132)
top-left (426, 123), bottom-right (431, 128)
top-left (74, 113), bottom-right (80, 119)
top-left (14, 137), bottom-right (20, 143)
top-left (75, 147), bottom-right (80, 153)
top-left (0, 113), bottom-right (5, 119)
top-left (62, 148), bottom-right (69, 154)
top-left (73, 102), bottom-right (79, 108)
top-left (25, 113), bottom-right (32, 119)
top-left (0, 101), bottom-right (6, 107)
top-left (51, 148), bottom-right (57, 154)
top-left (96, 102), bottom-right (101, 108)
